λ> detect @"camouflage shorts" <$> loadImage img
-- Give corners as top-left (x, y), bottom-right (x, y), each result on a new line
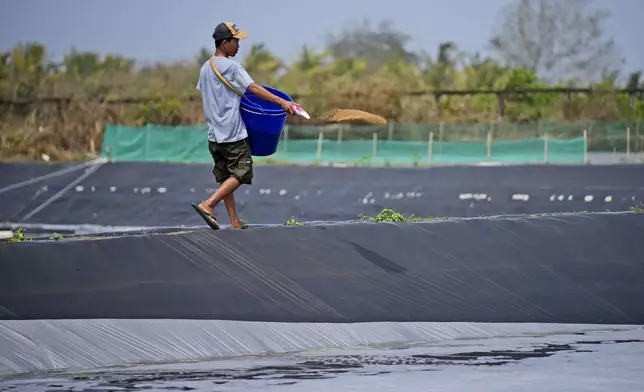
top-left (208, 138), bottom-right (253, 185)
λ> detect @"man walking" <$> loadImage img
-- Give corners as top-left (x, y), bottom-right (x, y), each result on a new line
top-left (191, 22), bottom-right (297, 230)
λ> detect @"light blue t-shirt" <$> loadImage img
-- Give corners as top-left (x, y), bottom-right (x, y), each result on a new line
top-left (196, 56), bottom-right (255, 143)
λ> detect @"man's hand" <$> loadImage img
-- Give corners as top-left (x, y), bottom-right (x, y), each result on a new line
top-left (279, 99), bottom-right (299, 116)
top-left (246, 84), bottom-right (301, 116)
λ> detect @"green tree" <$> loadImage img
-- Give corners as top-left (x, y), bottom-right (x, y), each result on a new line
top-left (1, 42), bottom-right (55, 99)
top-left (325, 19), bottom-right (419, 72)
top-left (418, 42), bottom-right (461, 90)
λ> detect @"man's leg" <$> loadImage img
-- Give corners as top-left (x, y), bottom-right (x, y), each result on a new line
top-left (200, 176), bottom-right (241, 212)
top-left (221, 138), bottom-right (253, 228)
top-left (193, 142), bottom-right (233, 229)
top-left (223, 193), bottom-right (243, 229)
top-left (200, 139), bottom-right (253, 228)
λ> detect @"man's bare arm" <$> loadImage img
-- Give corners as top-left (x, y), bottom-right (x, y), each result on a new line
top-left (246, 83), bottom-right (297, 115)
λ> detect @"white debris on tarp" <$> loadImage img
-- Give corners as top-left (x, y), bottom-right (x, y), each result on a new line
top-left (0, 319), bottom-right (636, 376)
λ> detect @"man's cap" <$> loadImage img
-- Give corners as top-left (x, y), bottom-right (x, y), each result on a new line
top-left (213, 22), bottom-right (249, 41)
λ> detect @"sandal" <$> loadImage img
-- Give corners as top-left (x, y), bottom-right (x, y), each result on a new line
top-left (190, 203), bottom-right (220, 230)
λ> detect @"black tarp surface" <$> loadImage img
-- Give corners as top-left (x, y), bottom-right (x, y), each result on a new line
top-left (1, 212), bottom-right (643, 324)
top-left (1, 161), bottom-right (644, 227)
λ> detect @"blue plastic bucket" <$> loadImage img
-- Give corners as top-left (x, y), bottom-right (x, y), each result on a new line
top-left (240, 85), bottom-right (293, 156)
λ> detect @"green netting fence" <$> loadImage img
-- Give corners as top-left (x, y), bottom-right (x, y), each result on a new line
top-left (100, 121), bottom-right (639, 165)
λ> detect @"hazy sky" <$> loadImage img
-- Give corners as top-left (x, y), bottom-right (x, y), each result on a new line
top-left (1, 0), bottom-right (642, 78)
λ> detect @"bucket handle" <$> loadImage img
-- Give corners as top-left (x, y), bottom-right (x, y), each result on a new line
top-left (209, 57), bottom-right (265, 114)
top-left (241, 99), bottom-right (265, 114)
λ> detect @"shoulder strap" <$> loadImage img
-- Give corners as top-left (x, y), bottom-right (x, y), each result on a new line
top-left (209, 56), bottom-right (247, 99)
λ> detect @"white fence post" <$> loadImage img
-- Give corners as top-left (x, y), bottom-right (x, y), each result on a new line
top-left (627, 127), bottom-right (631, 158)
top-left (145, 123), bottom-right (151, 160)
top-left (544, 133), bottom-right (549, 163)
top-left (372, 132), bottom-right (378, 158)
top-left (583, 129), bottom-right (588, 164)
top-left (283, 125), bottom-right (289, 153)
top-left (486, 130), bottom-right (492, 161)
top-left (439, 122), bottom-right (444, 155)
top-left (316, 131), bottom-right (323, 160)
top-left (428, 131), bottom-right (434, 163)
